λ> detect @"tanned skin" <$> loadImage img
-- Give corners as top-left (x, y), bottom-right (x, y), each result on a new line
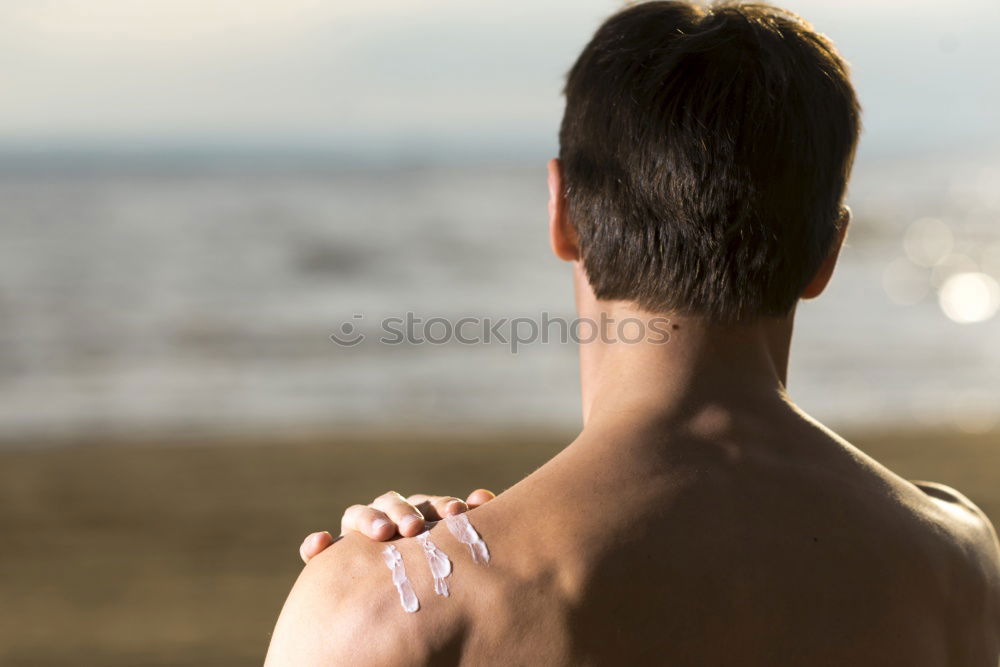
top-left (264, 159), bottom-right (1000, 666)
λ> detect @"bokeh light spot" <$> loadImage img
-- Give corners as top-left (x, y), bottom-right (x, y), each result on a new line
top-left (930, 253), bottom-right (978, 288)
top-left (938, 271), bottom-right (1000, 323)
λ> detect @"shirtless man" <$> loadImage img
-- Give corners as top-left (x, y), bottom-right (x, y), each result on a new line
top-left (265, 2), bottom-right (1000, 664)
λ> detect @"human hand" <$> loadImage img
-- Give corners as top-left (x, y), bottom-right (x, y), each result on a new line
top-left (298, 488), bottom-right (496, 563)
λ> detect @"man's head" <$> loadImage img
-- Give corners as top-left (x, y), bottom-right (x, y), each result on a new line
top-left (549, 1), bottom-right (860, 324)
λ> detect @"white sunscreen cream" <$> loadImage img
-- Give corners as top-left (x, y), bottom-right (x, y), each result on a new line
top-left (416, 529), bottom-right (453, 596)
top-left (382, 544), bottom-right (419, 613)
top-left (445, 513), bottom-right (490, 565)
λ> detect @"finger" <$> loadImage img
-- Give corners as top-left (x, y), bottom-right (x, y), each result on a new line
top-left (431, 496), bottom-right (468, 518)
top-left (406, 493), bottom-right (434, 509)
top-left (466, 488), bottom-right (496, 508)
top-left (370, 491), bottom-right (425, 537)
top-left (299, 531), bottom-right (334, 563)
top-left (340, 504), bottom-right (395, 540)
top-left (405, 494), bottom-right (435, 518)
top-left (406, 494), bottom-right (466, 521)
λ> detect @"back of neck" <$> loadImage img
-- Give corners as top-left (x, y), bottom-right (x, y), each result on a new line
top-left (578, 302), bottom-right (795, 435)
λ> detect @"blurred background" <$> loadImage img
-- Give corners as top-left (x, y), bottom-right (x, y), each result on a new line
top-left (1, 0), bottom-right (998, 664)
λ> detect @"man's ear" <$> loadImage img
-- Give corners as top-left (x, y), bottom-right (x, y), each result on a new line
top-left (547, 158), bottom-right (580, 262)
top-left (801, 205), bottom-right (851, 300)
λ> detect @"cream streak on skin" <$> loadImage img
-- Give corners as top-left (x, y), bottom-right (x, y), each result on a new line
top-left (381, 544), bottom-right (419, 613)
top-left (417, 529), bottom-right (453, 596)
top-left (382, 516), bottom-right (490, 613)
top-left (445, 513), bottom-right (490, 565)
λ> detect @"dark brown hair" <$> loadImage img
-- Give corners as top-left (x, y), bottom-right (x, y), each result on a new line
top-left (558, 1), bottom-right (861, 322)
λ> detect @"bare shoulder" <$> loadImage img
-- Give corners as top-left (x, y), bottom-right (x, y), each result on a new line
top-left (909, 479), bottom-right (1000, 645)
top-left (264, 533), bottom-right (441, 667)
top-left (909, 479), bottom-right (1000, 603)
top-left (910, 479), bottom-right (1000, 550)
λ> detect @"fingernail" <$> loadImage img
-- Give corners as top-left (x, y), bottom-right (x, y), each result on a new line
top-left (371, 518), bottom-right (392, 536)
top-left (445, 500), bottom-right (465, 515)
top-left (300, 533), bottom-right (320, 560)
top-left (400, 515), bottom-right (422, 533)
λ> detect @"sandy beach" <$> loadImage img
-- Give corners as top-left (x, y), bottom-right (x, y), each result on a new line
top-left (0, 426), bottom-right (997, 665)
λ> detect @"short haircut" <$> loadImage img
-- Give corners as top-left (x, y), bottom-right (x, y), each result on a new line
top-left (558, 1), bottom-right (861, 323)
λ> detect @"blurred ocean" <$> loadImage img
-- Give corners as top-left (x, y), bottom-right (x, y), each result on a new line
top-left (1, 151), bottom-right (999, 445)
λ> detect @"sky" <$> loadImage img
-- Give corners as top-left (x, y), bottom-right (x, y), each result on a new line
top-left (1, 0), bottom-right (998, 161)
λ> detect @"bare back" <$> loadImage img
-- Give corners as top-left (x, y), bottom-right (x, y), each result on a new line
top-left (267, 416), bottom-right (1000, 666)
